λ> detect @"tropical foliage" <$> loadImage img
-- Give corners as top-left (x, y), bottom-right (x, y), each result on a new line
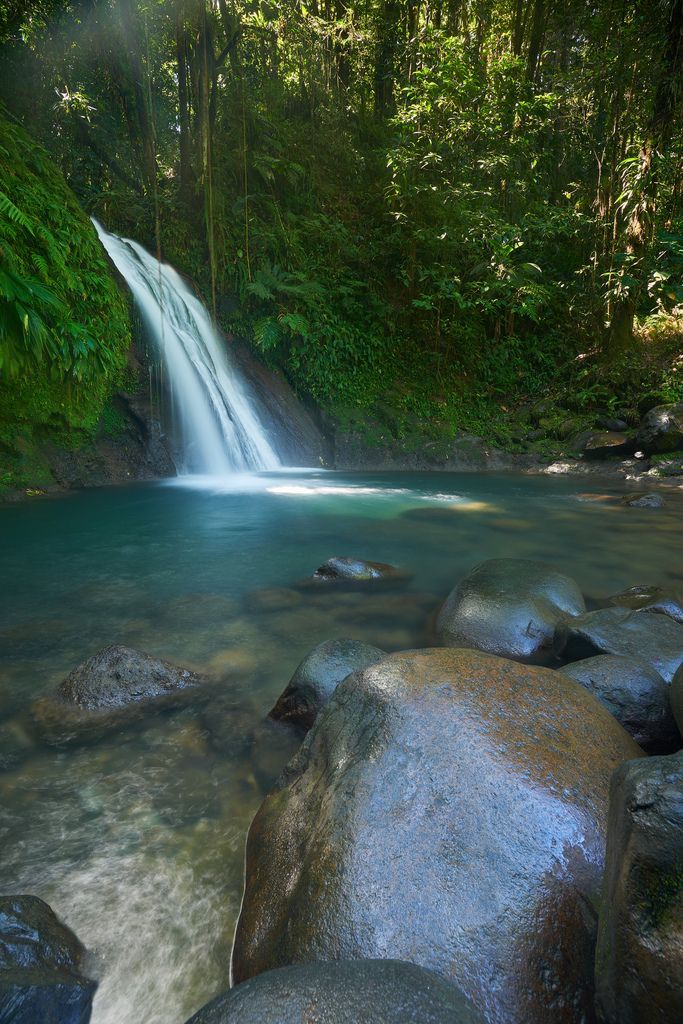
top-left (1, 0), bottom-right (682, 442)
top-left (0, 107), bottom-right (131, 440)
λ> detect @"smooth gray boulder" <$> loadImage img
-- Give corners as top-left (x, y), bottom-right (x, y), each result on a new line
top-left (185, 960), bottom-right (483, 1024)
top-left (559, 655), bottom-right (679, 753)
top-left (30, 645), bottom-right (206, 745)
top-left (232, 648), bottom-right (642, 1023)
top-left (269, 638), bottom-right (386, 731)
top-left (0, 895), bottom-right (96, 1024)
top-left (436, 558), bottom-right (585, 664)
top-left (595, 752), bottom-right (683, 1023)
top-left (556, 607), bottom-right (683, 683)
top-left (635, 402), bottom-right (683, 454)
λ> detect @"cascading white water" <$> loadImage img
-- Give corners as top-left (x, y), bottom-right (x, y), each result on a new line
top-left (93, 219), bottom-right (280, 475)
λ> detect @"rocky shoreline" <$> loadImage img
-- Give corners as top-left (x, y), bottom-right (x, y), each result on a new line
top-left (3, 398), bottom-right (683, 503)
top-left (2, 555), bottom-right (682, 1023)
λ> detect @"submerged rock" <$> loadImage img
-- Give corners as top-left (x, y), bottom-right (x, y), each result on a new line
top-left (232, 648), bottom-right (642, 1023)
top-left (185, 960), bottom-right (483, 1024)
top-left (595, 752), bottom-right (683, 1023)
top-left (269, 638), bottom-right (386, 731)
top-left (436, 558), bottom-right (585, 664)
top-left (308, 556), bottom-right (410, 584)
top-left (621, 492), bottom-right (665, 509)
top-left (559, 656), bottom-right (679, 753)
top-left (0, 718), bottom-right (35, 771)
top-left (0, 895), bottom-right (96, 1024)
top-left (635, 402), bottom-right (683, 454)
top-left (606, 584), bottom-right (683, 625)
top-left (556, 607), bottom-right (683, 683)
top-left (31, 645), bottom-right (206, 745)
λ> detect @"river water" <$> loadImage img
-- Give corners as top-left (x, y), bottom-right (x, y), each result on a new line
top-left (0, 470), bottom-right (680, 1023)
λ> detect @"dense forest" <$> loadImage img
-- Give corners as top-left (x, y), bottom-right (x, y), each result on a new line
top-left (1, 0), bottom-right (682, 465)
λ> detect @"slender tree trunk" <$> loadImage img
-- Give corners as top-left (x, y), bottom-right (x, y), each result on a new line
top-left (176, 0), bottom-right (194, 194)
top-left (525, 0), bottom-right (546, 88)
top-left (374, 0), bottom-right (400, 118)
top-left (608, 0), bottom-right (683, 348)
top-left (116, 0), bottom-right (156, 191)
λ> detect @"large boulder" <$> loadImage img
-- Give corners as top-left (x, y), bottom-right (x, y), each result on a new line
top-left (232, 648), bottom-right (643, 1023)
top-left (436, 558), bottom-right (585, 664)
top-left (671, 663), bottom-right (683, 736)
top-left (269, 638), bottom-right (386, 731)
top-left (606, 585), bottom-right (683, 626)
top-left (0, 895), bottom-right (96, 1024)
top-left (635, 402), bottom-right (683, 454)
top-left (30, 645), bottom-right (206, 745)
top-left (185, 960), bottom-right (483, 1024)
top-left (579, 431), bottom-right (634, 459)
top-left (595, 752), bottom-right (683, 1023)
top-left (556, 607), bottom-right (683, 683)
top-left (559, 656), bottom-right (680, 753)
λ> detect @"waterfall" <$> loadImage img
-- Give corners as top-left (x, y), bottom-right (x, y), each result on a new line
top-left (93, 220), bottom-right (281, 475)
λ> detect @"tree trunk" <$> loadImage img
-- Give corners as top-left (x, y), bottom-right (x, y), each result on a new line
top-left (176, 0), bottom-right (194, 194)
top-left (608, 0), bottom-right (683, 348)
top-left (525, 0), bottom-right (546, 87)
top-left (374, 0), bottom-right (400, 118)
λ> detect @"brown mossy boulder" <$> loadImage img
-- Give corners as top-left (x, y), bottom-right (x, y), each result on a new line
top-left (184, 960), bottom-right (484, 1024)
top-left (595, 751), bottom-right (683, 1023)
top-left (232, 648), bottom-right (643, 1024)
top-left (30, 645), bottom-right (206, 746)
top-left (436, 558), bottom-right (585, 664)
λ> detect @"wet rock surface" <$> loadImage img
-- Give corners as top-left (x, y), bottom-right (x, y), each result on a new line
top-left (185, 960), bottom-right (483, 1024)
top-left (621, 492), bottom-right (665, 509)
top-left (30, 645), bottom-right (207, 745)
top-left (606, 584), bottom-right (683, 625)
top-left (635, 403), bottom-right (683, 455)
top-left (436, 558), bottom-right (585, 664)
top-left (269, 638), bottom-right (386, 731)
top-left (309, 556), bottom-right (410, 584)
top-left (595, 752), bottom-right (683, 1024)
top-left (0, 895), bottom-right (96, 1024)
top-left (671, 663), bottom-right (683, 736)
top-left (559, 655), bottom-right (679, 753)
top-left (556, 607), bottom-right (683, 683)
top-left (232, 648), bottom-right (642, 1023)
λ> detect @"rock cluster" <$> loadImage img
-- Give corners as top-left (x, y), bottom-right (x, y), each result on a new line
top-left (213, 555), bottom-right (682, 1024)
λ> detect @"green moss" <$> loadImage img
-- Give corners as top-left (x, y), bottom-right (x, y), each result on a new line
top-left (640, 863), bottom-right (683, 930)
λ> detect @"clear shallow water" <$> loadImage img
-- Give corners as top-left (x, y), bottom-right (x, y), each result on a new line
top-left (0, 469), bottom-right (681, 1023)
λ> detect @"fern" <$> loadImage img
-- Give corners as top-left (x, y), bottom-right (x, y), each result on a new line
top-left (253, 316), bottom-right (283, 350)
top-left (0, 190), bottom-right (34, 232)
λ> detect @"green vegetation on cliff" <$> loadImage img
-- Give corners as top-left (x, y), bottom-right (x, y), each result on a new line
top-left (0, 109), bottom-right (132, 488)
top-left (1, 1), bottom-right (682, 458)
